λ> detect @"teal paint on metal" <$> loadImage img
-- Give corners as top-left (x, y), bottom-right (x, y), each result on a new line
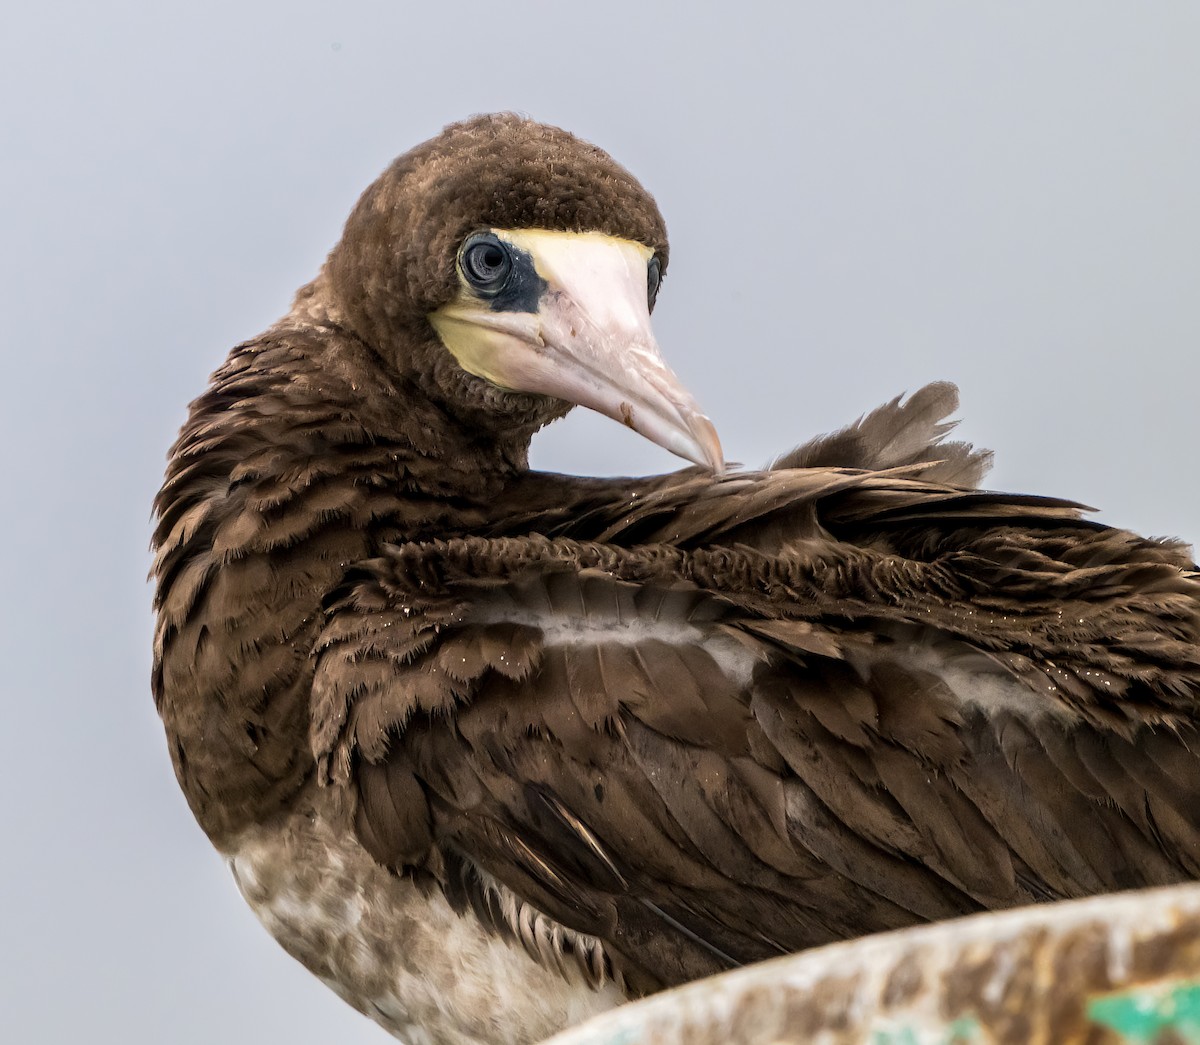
top-left (943, 1017), bottom-right (985, 1044)
top-left (1087, 980), bottom-right (1200, 1043)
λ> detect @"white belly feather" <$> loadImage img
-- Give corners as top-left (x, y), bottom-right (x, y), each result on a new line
top-left (227, 801), bottom-right (623, 1045)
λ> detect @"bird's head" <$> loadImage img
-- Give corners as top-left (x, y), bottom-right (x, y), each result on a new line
top-left (326, 113), bottom-right (723, 472)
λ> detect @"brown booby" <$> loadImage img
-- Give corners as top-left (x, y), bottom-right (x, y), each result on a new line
top-left (152, 114), bottom-right (1200, 1045)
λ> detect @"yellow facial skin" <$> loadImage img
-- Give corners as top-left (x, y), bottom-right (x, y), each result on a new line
top-left (430, 229), bottom-right (723, 472)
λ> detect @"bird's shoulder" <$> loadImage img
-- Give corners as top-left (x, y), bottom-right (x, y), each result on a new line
top-left (307, 451), bottom-right (1200, 988)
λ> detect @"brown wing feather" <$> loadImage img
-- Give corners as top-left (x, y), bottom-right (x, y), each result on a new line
top-left (312, 457), bottom-right (1200, 992)
top-left (771, 381), bottom-right (994, 488)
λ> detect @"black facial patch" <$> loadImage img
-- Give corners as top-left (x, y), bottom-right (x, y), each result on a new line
top-left (484, 240), bottom-right (547, 314)
top-left (647, 255), bottom-right (662, 311)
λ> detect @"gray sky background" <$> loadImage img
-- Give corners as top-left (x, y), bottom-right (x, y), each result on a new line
top-left (3, 3), bottom-right (1198, 1042)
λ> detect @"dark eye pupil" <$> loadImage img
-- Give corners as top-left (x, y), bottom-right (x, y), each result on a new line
top-left (461, 234), bottom-right (512, 291)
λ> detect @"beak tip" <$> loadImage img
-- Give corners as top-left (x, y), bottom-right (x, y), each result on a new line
top-left (693, 415), bottom-right (725, 475)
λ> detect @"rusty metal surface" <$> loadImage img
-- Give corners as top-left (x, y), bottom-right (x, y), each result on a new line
top-left (542, 884), bottom-right (1200, 1045)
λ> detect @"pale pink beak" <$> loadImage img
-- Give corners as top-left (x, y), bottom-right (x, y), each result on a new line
top-left (429, 230), bottom-right (724, 473)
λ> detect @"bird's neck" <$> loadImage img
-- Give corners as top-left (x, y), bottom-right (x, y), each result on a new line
top-left (151, 301), bottom-right (527, 845)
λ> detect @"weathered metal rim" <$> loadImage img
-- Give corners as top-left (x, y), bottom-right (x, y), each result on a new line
top-left (541, 883), bottom-right (1200, 1044)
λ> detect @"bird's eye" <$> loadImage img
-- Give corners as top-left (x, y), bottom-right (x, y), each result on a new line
top-left (460, 234), bottom-right (513, 294)
top-left (647, 256), bottom-right (662, 309)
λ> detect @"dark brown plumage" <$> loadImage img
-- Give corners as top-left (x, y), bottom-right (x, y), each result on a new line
top-left (152, 114), bottom-right (1200, 1045)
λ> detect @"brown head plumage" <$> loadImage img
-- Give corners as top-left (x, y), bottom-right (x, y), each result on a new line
top-left (319, 114), bottom-right (679, 443)
top-left (329, 114), bottom-right (669, 336)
